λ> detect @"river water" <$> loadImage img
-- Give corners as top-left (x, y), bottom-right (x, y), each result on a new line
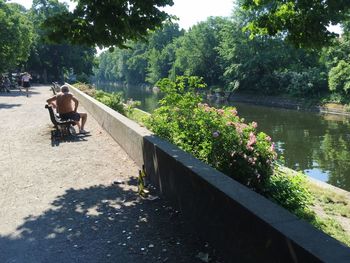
top-left (96, 83), bottom-right (350, 191)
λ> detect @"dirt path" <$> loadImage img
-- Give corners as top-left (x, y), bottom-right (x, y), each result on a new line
top-left (0, 86), bottom-right (223, 263)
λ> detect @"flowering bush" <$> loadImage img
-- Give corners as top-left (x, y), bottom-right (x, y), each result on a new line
top-left (147, 76), bottom-right (277, 191)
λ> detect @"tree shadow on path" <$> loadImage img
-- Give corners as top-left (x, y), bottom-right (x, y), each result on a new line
top-left (0, 178), bottom-right (224, 263)
top-left (0, 90), bottom-right (40, 98)
top-left (0, 103), bottom-right (22, 110)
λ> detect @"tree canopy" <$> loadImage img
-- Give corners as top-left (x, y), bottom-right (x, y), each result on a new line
top-left (20, 0), bottom-right (95, 82)
top-left (240, 0), bottom-right (350, 48)
top-left (42, 0), bottom-right (174, 48)
top-left (0, 1), bottom-right (34, 72)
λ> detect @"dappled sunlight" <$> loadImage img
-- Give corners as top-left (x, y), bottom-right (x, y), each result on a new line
top-left (0, 178), bottom-right (223, 263)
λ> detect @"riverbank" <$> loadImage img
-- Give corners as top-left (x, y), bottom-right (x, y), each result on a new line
top-left (278, 166), bottom-right (350, 246)
top-left (226, 93), bottom-right (350, 116)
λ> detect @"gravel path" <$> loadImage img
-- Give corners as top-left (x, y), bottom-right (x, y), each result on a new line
top-left (0, 86), bottom-right (224, 263)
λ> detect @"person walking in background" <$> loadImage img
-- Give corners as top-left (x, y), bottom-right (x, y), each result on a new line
top-left (21, 72), bottom-right (32, 97)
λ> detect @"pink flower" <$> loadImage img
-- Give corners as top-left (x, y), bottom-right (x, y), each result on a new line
top-left (246, 145), bottom-right (254, 151)
top-left (251, 121), bottom-right (258, 129)
top-left (247, 132), bottom-right (257, 147)
top-left (226, 121), bottom-right (234, 126)
top-left (212, 131), bottom-right (220, 138)
top-left (230, 109), bottom-right (237, 116)
top-left (266, 136), bottom-right (272, 142)
top-left (270, 142), bottom-right (275, 152)
top-left (217, 109), bottom-right (225, 115)
top-left (234, 123), bottom-right (247, 134)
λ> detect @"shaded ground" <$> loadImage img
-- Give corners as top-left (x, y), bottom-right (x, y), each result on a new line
top-left (0, 86), bottom-right (224, 263)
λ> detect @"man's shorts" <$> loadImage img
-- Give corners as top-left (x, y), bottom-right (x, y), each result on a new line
top-left (23, 81), bottom-right (30, 88)
top-left (59, 111), bottom-right (80, 121)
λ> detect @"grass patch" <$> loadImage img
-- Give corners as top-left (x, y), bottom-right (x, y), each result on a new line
top-left (313, 217), bottom-right (350, 246)
top-left (280, 166), bottom-right (350, 246)
top-left (125, 108), bottom-right (150, 125)
top-left (307, 182), bottom-right (350, 218)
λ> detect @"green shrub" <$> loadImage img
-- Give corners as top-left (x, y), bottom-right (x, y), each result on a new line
top-left (147, 76), bottom-right (277, 191)
top-left (264, 170), bottom-right (314, 216)
top-left (125, 98), bottom-right (141, 115)
top-left (329, 60), bottom-right (350, 94)
top-left (277, 68), bottom-right (327, 96)
top-left (94, 90), bottom-right (125, 115)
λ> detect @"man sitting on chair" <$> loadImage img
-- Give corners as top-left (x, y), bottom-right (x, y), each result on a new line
top-left (47, 85), bottom-right (88, 134)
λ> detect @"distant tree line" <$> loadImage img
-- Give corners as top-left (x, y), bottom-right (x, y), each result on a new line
top-left (94, 5), bottom-right (350, 101)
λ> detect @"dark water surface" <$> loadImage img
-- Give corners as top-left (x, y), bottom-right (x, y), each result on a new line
top-left (96, 83), bottom-right (350, 191)
top-left (231, 103), bottom-right (350, 191)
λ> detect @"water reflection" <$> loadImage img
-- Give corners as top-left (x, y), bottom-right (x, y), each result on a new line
top-left (93, 82), bottom-right (350, 191)
top-left (233, 103), bottom-right (350, 191)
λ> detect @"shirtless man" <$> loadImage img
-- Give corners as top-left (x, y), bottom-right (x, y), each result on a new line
top-left (47, 85), bottom-right (88, 134)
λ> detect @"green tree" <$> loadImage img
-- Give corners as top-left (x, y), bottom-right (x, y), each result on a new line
top-left (0, 1), bottom-right (34, 72)
top-left (42, 0), bottom-right (174, 48)
top-left (125, 42), bottom-right (148, 84)
top-left (240, 0), bottom-right (350, 48)
top-left (218, 8), bottom-right (325, 95)
top-left (26, 0), bottom-right (96, 82)
top-left (328, 60), bottom-right (350, 94)
top-left (146, 23), bottom-right (183, 84)
top-left (94, 22), bottom-right (183, 85)
top-left (173, 17), bottom-right (228, 86)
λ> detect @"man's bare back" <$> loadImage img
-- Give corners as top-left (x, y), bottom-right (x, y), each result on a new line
top-left (56, 93), bottom-right (76, 114)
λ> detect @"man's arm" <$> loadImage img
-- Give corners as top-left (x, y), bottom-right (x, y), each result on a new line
top-left (72, 96), bottom-right (79, 112)
top-left (47, 96), bottom-right (57, 105)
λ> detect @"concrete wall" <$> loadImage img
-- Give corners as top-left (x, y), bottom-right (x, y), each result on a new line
top-left (68, 84), bottom-right (350, 262)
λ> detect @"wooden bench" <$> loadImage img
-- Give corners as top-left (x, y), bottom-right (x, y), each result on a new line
top-left (45, 104), bottom-right (76, 136)
top-left (51, 82), bottom-right (60, 95)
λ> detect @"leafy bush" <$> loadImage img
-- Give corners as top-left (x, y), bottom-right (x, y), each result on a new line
top-left (76, 73), bottom-right (90, 83)
top-left (329, 60), bottom-right (350, 95)
top-left (94, 90), bottom-right (125, 115)
top-left (264, 169), bottom-right (314, 216)
top-left (125, 98), bottom-right (141, 115)
top-left (277, 68), bottom-right (327, 96)
top-left (147, 76), bottom-right (277, 191)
